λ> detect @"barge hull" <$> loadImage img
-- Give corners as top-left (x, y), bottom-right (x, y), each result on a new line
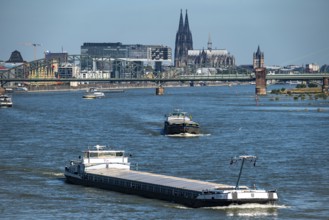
top-left (65, 175), bottom-right (235, 208)
top-left (65, 169), bottom-right (276, 208)
top-left (164, 124), bottom-right (200, 135)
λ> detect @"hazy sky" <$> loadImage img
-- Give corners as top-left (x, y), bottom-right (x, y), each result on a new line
top-left (1, 0), bottom-right (328, 66)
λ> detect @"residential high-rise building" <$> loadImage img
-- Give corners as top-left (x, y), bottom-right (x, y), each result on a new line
top-left (174, 9), bottom-right (193, 67)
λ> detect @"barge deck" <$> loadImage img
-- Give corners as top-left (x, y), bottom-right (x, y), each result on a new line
top-left (87, 168), bottom-right (237, 192)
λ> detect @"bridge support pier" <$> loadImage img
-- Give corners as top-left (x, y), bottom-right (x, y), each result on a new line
top-left (255, 68), bottom-right (267, 95)
top-left (322, 77), bottom-right (328, 93)
top-left (0, 87), bottom-right (5, 95)
top-left (156, 85), bottom-right (164, 95)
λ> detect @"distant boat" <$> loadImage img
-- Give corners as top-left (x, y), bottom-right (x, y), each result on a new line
top-left (287, 80), bottom-right (302, 85)
top-left (0, 94), bottom-right (13, 107)
top-left (164, 109), bottom-right (200, 135)
top-left (82, 88), bottom-right (105, 99)
top-left (14, 86), bottom-right (28, 92)
top-left (5, 88), bottom-right (13, 93)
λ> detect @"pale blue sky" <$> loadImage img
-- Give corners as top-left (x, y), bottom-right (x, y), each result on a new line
top-left (1, 0), bottom-right (328, 66)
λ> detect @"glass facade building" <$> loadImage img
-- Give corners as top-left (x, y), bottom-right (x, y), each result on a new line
top-left (81, 42), bottom-right (171, 71)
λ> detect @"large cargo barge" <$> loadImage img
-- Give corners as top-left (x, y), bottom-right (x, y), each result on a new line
top-left (64, 145), bottom-right (278, 208)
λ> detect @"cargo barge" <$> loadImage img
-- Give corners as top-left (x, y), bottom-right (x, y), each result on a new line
top-left (164, 109), bottom-right (200, 135)
top-left (64, 145), bottom-right (278, 208)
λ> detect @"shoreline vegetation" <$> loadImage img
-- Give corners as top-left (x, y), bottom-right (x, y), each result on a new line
top-left (271, 84), bottom-right (328, 101)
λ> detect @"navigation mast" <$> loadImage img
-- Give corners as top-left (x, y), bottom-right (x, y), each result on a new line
top-left (230, 155), bottom-right (257, 189)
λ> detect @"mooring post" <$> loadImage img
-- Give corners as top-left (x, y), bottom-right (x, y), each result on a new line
top-left (322, 77), bottom-right (328, 93)
top-left (255, 68), bottom-right (267, 95)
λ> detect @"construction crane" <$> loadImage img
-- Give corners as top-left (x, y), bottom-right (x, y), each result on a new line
top-left (21, 42), bottom-right (42, 60)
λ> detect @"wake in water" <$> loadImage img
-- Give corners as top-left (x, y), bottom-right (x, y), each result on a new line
top-left (42, 171), bottom-right (65, 177)
top-left (205, 203), bottom-right (288, 210)
top-left (165, 133), bottom-right (211, 138)
top-left (203, 203), bottom-right (289, 217)
top-left (169, 203), bottom-right (288, 217)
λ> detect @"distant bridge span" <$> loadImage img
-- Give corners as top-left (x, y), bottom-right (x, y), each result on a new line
top-left (1, 55), bottom-right (329, 94)
top-left (1, 73), bottom-right (329, 83)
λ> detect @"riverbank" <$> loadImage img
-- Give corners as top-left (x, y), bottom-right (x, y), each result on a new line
top-left (9, 81), bottom-right (240, 93)
top-left (270, 87), bottom-right (328, 101)
top-left (286, 87), bottom-right (323, 94)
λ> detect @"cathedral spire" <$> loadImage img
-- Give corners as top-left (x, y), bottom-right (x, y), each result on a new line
top-left (184, 9), bottom-right (193, 51)
top-left (184, 9), bottom-right (190, 32)
top-left (178, 9), bottom-right (184, 32)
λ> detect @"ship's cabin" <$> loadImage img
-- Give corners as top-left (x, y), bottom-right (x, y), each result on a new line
top-left (167, 110), bottom-right (191, 121)
top-left (83, 150), bottom-right (124, 159)
top-left (82, 145), bottom-right (129, 165)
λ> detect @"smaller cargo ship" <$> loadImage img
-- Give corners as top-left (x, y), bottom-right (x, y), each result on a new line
top-left (82, 88), bottom-right (105, 99)
top-left (0, 94), bottom-right (13, 107)
top-left (64, 145), bottom-right (278, 208)
top-left (164, 109), bottom-right (200, 135)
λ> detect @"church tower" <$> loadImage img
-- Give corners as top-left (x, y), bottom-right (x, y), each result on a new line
top-left (253, 45), bottom-right (264, 69)
top-left (174, 9), bottom-right (193, 67)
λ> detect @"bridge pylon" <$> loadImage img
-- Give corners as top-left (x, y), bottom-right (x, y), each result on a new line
top-left (156, 84), bottom-right (164, 95)
top-left (255, 68), bottom-right (267, 95)
top-left (323, 77), bottom-right (329, 93)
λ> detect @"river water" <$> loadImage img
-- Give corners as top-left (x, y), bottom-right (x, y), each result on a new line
top-left (1, 85), bottom-right (328, 219)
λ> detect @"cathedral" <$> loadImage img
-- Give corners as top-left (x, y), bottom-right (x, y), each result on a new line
top-left (174, 10), bottom-right (235, 69)
top-left (174, 10), bottom-right (193, 67)
top-left (188, 34), bottom-right (235, 68)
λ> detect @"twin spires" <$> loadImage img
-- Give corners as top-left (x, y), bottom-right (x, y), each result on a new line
top-left (177, 9), bottom-right (191, 35)
top-left (174, 9), bottom-right (193, 67)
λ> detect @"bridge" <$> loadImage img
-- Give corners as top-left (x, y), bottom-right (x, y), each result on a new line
top-left (1, 54), bottom-right (328, 95)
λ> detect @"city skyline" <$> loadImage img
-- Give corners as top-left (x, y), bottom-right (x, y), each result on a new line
top-left (1, 0), bottom-right (328, 66)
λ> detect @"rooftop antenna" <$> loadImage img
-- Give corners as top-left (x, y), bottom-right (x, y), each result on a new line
top-left (230, 155), bottom-right (257, 189)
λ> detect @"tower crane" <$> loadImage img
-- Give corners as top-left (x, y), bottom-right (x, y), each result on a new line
top-left (21, 42), bottom-right (42, 60)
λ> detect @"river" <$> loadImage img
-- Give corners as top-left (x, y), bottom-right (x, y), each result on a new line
top-left (0, 85), bottom-right (328, 219)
